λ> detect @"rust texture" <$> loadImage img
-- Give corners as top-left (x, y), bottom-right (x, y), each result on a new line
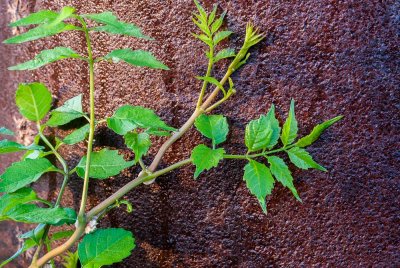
top-left (0, 0), bottom-right (399, 267)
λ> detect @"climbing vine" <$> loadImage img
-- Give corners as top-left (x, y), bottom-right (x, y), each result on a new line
top-left (0, 1), bottom-right (342, 267)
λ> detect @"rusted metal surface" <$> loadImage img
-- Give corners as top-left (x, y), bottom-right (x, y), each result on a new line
top-left (0, 0), bottom-right (399, 267)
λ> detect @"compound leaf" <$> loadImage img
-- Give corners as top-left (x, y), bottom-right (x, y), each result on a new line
top-left (243, 160), bottom-right (274, 214)
top-left (78, 228), bottom-right (135, 268)
top-left (83, 12), bottom-right (151, 39)
top-left (296, 115), bottom-right (343, 147)
top-left (213, 48), bottom-right (236, 63)
top-left (194, 114), bottom-right (228, 146)
top-left (0, 127), bottom-right (14, 136)
top-left (0, 140), bottom-right (43, 154)
top-left (47, 94), bottom-right (84, 126)
top-left (15, 82), bottom-right (52, 121)
top-left (191, 144), bottom-right (225, 179)
top-left (107, 105), bottom-right (175, 135)
top-left (0, 158), bottom-right (58, 193)
top-left (287, 147), bottom-right (327, 171)
top-left (76, 149), bottom-right (134, 179)
top-left (124, 132), bottom-right (151, 163)
top-left (267, 156), bottom-right (301, 201)
top-left (281, 99), bottom-right (298, 146)
top-left (63, 124), bottom-right (90, 145)
top-left (9, 47), bottom-right (81, 71)
top-left (9, 10), bottom-right (58, 27)
top-left (105, 49), bottom-right (169, 70)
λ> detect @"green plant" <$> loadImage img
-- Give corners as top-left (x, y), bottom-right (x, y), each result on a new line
top-left (0, 1), bottom-right (342, 267)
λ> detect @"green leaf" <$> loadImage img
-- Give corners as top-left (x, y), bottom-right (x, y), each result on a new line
top-left (4, 205), bottom-right (76, 225)
top-left (211, 11), bottom-right (226, 33)
top-left (47, 6), bottom-right (75, 26)
top-left (213, 48), bottom-right (236, 63)
top-left (107, 105), bottom-right (175, 135)
top-left (267, 156), bottom-right (301, 201)
top-left (117, 200), bottom-right (133, 213)
top-left (50, 230), bottom-right (74, 242)
top-left (191, 144), bottom-right (225, 178)
top-left (15, 82), bottom-right (52, 121)
top-left (243, 160), bottom-right (274, 214)
top-left (0, 158), bottom-right (58, 193)
top-left (9, 10), bottom-right (58, 27)
top-left (76, 149), bottom-right (134, 179)
top-left (264, 104), bottom-right (281, 149)
top-left (193, 0), bottom-right (208, 22)
top-left (3, 22), bottom-right (77, 44)
top-left (124, 132), bottom-right (151, 163)
top-left (18, 224), bottom-right (46, 244)
top-left (145, 129), bottom-right (171, 137)
top-left (62, 251), bottom-right (79, 268)
top-left (0, 238), bottom-right (36, 267)
top-left (0, 127), bottom-right (14, 136)
top-left (245, 106), bottom-right (281, 152)
top-left (104, 49), bottom-right (169, 70)
top-left (245, 115), bottom-right (270, 152)
top-left (281, 99), bottom-right (298, 146)
top-left (83, 12), bottom-right (151, 39)
top-left (213, 30), bottom-right (232, 45)
top-left (193, 33), bottom-right (213, 47)
top-left (0, 140), bottom-right (43, 154)
top-left (208, 4), bottom-right (218, 25)
top-left (0, 188), bottom-right (39, 218)
top-left (296, 115), bottom-right (343, 147)
top-left (63, 124), bottom-right (90, 145)
top-left (287, 147), bottom-right (327, 171)
top-left (47, 94), bottom-right (84, 126)
top-left (192, 18), bottom-right (210, 36)
top-left (9, 47), bottom-right (81, 71)
top-left (196, 76), bottom-right (224, 93)
top-left (78, 228), bottom-right (135, 268)
top-left (233, 52), bottom-right (250, 70)
top-left (194, 114), bottom-right (229, 146)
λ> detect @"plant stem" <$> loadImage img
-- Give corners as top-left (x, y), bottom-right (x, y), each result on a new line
top-left (31, 123), bottom-right (70, 266)
top-left (87, 158), bottom-right (192, 219)
top-left (32, 223), bottom-right (86, 268)
top-left (196, 46), bottom-right (214, 108)
top-left (34, 24), bottom-right (255, 267)
top-left (224, 146), bottom-right (295, 160)
top-left (34, 63), bottom-right (231, 265)
top-left (77, 17), bottom-right (96, 222)
top-left (32, 159), bottom-right (192, 267)
top-left (147, 67), bottom-right (233, 177)
top-left (33, 16), bottom-right (94, 267)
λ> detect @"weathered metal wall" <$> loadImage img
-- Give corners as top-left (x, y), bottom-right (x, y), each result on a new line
top-left (1, 0), bottom-right (399, 267)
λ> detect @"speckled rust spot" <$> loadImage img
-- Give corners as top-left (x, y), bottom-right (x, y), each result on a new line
top-left (1, 0), bottom-right (399, 267)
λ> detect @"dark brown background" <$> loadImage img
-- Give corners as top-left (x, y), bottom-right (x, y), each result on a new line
top-left (1, 0), bottom-right (399, 267)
